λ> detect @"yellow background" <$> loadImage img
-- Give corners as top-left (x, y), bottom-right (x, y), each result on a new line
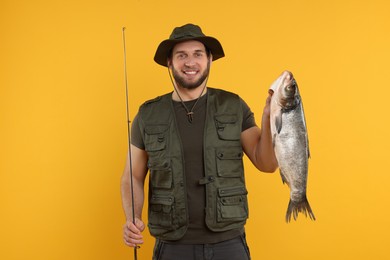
top-left (1, 0), bottom-right (389, 259)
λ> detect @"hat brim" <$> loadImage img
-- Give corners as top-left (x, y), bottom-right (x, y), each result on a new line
top-left (154, 36), bottom-right (225, 67)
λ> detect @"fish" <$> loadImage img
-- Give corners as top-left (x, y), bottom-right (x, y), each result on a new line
top-left (269, 71), bottom-right (315, 222)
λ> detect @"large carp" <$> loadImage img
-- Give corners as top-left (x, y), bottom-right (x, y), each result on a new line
top-left (269, 71), bottom-right (315, 222)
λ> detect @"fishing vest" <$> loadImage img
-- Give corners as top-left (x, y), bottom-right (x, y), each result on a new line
top-left (138, 88), bottom-right (248, 241)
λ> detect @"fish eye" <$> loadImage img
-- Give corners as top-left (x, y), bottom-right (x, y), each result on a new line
top-left (287, 84), bottom-right (296, 92)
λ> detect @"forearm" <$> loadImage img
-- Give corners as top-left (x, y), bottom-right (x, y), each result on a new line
top-left (121, 146), bottom-right (148, 221)
top-left (242, 95), bottom-right (279, 173)
top-left (256, 114), bottom-right (278, 172)
top-left (121, 174), bottom-right (145, 221)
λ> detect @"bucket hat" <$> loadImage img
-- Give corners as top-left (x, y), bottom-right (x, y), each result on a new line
top-left (154, 23), bottom-right (225, 67)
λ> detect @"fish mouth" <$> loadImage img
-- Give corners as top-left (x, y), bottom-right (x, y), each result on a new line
top-left (269, 71), bottom-right (297, 106)
top-left (282, 71), bottom-right (295, 88)
top-left (282, 70), bottom-right (293, 80)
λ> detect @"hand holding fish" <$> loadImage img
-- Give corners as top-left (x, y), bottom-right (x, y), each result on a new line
top-left (269, 71), bottom-right (315, 222)
top-left (262, 91), bottom-right (273, 120)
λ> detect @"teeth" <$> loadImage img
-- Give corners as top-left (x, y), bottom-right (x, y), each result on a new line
top-left (184, 71), bottom-right (197, 75)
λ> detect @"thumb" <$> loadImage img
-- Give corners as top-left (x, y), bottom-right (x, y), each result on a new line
top-left (135, 218), bottom-right (146, 232)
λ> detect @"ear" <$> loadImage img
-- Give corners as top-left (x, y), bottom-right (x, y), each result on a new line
top-left (207, 54), bottom-right (212, 68)
top-left (167, 58), bottom-right (172, 68)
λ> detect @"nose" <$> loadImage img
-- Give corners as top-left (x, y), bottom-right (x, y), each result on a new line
top-left (184, 56), bottom-right (196, 67)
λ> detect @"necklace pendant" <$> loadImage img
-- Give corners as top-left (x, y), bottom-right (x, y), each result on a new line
top-left (187, 112), bottom-right (194, 123)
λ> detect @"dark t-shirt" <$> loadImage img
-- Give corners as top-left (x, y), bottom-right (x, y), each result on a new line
top-left (131, 91), bottom-right (256, 244)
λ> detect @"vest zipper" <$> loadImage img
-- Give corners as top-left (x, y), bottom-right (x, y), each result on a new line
top-left (169, 98), bottom-right (189, 232)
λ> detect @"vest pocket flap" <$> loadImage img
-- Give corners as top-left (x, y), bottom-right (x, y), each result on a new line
top-left (215, 114), bottom-right (237, 124)
top-left (218, 186), bottom-right (247, 198)
top-left (145, 124), bottom-right (169, 135)
top-left (148, 159), bottom-right (171, 170)
top-left (150, 195), bottom-right (174, 206)
top-left (144, 124), bottom-right (168, 152)
top-left (215, 114), bottom-right (240, 141)
top-left (216, 147), bottom-right (243, 160)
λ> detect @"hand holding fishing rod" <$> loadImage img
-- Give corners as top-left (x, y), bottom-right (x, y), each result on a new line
top-left (122, 26), bottom-right (143, 260)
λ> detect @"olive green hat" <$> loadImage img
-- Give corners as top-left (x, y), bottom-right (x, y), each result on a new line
top-left (154, 23), bottom-right (225, 67)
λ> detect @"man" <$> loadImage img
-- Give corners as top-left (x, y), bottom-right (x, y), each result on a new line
top-left (121, 23), bottom-right (278, 260)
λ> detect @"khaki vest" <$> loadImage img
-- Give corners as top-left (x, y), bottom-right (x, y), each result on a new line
top-left (138, 88), bottom-right (248, 241)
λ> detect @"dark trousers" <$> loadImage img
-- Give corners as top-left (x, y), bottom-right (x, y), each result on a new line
top-left (152, 234), bottom-right (251, 260)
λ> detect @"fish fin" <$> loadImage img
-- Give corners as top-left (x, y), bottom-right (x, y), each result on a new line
top-left (279, 169), bottom-right (289, 186)
top-left (299, 96), bottom-right (311, 159)
top-left (285, 196), bottom-right (316, 223)
top-left (275, 114), bottom-right (282, 134)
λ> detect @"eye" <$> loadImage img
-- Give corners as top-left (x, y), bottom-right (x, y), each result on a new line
top-left (175, 53), bottom-right (186, 59)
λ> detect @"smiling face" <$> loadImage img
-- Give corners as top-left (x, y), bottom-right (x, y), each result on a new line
top-left (168, 40), bottom-right (211, 90)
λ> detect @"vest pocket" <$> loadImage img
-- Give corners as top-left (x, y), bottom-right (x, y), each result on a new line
top-left (217, 186), bottom-right (248, 222)
top-left (144, 124), bottom-right (168, 152)
top-left (145, 124), bottom-right (172, 189)
top-left (216, 147), bottom-right (244, 177)
top-left (149, 195), bottom-right (175, 228)
top-left (215, 114), bottom-right (241, 141)
top-left (149, 160), bottom-right (172, 189)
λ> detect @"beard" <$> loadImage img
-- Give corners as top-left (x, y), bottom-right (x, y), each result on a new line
top-left (171, 63), bottom-right (210, 90)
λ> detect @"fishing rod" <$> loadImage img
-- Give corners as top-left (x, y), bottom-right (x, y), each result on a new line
top-left (122, 26), bottom-right (138, 260)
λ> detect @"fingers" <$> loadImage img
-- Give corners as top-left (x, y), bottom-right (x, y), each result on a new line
top-left (134, 217), bottom-right (146, 232)
top-left (123, 219), bottom-right (144, 248)
top-left (264, 91), bottom-right (272, 108)
top-left (266, 93), bottom-right (272, 104)
top-left (262, 91), bottom-right (273, 120)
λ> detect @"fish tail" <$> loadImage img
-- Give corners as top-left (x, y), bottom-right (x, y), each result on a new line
top-left (285, 196), bottom-right (316, 222)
